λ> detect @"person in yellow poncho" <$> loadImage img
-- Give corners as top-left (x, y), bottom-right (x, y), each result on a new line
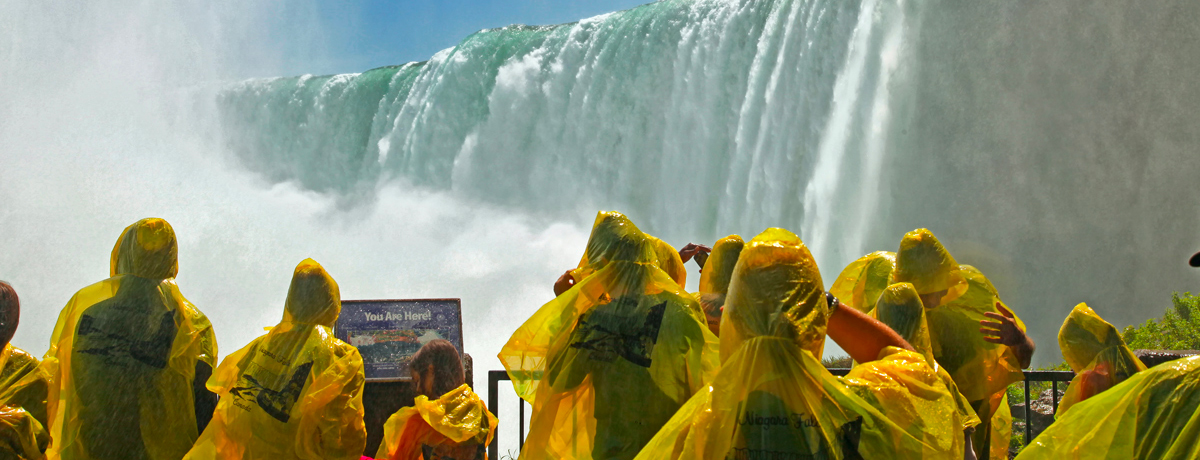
top-left (375, 339), bottom-right (494, 460)
top-left (1016, 354), bottom-right (1200, 460)
top-left (636, 228), bottom-right (968, 460)
top-left (43, 218), bottom-right (218, 460)
top-left (1055, 302), bottom-right (1146, 418)
top-left (831, 229), bottom-right (1034, 460)
top-left (500, 211), bottom-right (719, 460)
top-left (694, 235), bottom-right (743, 336)
top-left (867, 282), bottom-right (982, 459)
top-left (185, 258), bottom-right (366, 460)
top-left (0, 281), bottom-right (51, 459)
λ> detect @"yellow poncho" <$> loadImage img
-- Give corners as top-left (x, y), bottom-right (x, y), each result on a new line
top-left (43, 218), bottom-right (217, 460)
top-left (867, 282), bottom-right (981, 434)
top-left (695, 235), bottom-right (744, 335)
top-left (0, 405), bottom-right (48, 459)
top-left (498, 211), bottom-right (718, 460)
top-left (636, 228), bottom-right (961, 460)
top-left (185, 259), bottom-right (366, 460)
top-left (375, 384), bottom-right (495, 460)
top-left (831, 230), bottom-right (1027, 403)
top-left (828, 251), bottom-right (896, 315)
top-left (1055, 302), bottom-right (1146, 417)
top-left (1016, 355), bottom-right (1200, 460)
top-left (0, 344), bottom-right (51, 459)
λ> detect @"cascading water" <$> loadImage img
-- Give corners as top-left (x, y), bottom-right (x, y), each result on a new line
top-left (216, 0), bottom-right (907, 251)
top-left (4, 1), bottom-right (1200, 451)
top-left (214, 0), bottom-right (1200, 370)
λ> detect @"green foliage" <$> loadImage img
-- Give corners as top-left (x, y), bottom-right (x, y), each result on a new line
top-left (822, 355), bottom-right (852, 369)
top-left (1121, 292), bottom-right (1200, 350)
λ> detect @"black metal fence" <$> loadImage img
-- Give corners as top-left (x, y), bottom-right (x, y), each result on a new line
top-left (488, 369), bottom-right (1076, 459)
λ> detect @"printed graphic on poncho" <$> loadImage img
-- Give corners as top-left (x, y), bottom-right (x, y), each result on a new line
top-left (230, 361), bottom-right (314, 423)
top-left (568, 298), bottom-right (666, 368)
top-left (730, 393), bottom-right (863, 460)
top-left (421, 443), bottom-right (485, 460)
top-left (75, 306), bottom-right (177, 369)
top-left (335, 299), bottom-right (464, 381)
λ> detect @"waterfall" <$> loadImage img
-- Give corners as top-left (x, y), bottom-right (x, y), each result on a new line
top-left (213, 0), bottom-right (1200, 364)
top-left (215, 0), bottom-right (909, 259)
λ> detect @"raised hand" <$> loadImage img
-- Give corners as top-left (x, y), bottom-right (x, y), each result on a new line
top-left (678, 243), bottom-right (712, 269)
top-left (980, 303), bottom-right (1024, 346)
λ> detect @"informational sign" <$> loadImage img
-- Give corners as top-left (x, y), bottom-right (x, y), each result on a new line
top-left (335, 299), bottom-right (464, 381)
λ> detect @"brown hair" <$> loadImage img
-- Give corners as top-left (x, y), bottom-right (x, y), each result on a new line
top-left (411, 339), bottom-right (464, 397)
top-left (0, 282), bottom-right (19, 348)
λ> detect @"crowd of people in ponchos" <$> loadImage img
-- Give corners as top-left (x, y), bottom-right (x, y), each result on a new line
top-left (0, 213), bottom-right (1195, 460)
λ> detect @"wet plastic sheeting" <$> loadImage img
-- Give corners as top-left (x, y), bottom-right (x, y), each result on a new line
top-left (43, 219), bottom-right (217, 460)
top-left (636, 229), bottom-right (962, 460)
top-left (498, 211), bottom-right (718, 460)
top-left (829, 251), bottom-right (896, 315)
top-left (870, 283), bottom-right (980, 432)
top-left (375, 384), bottom-right (495, 460)
top-left (186, 259), bottom-right (366, 460)
top-left (695, 235), bottom-right (743, 335)
top-left (1016, 355), bottom-right (1200, 460)
top-left (0, 405), bottom-right (48, 459)
top-left (1055, 302), bottom-right (1146, 417)
top-left (0, 345), bottom-right (49, 433)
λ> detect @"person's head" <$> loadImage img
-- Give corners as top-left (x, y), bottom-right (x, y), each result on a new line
top-left (579, 211), bottom-right (655, 272)
top-left (110, 218), bottom-right (179, 280)
top-left (873, 283), bottom-right (932, 358)
top-left (1190, 251), bottom-right (1200, 268)
top-left (699, 235), bottom-right (744, 297)
top-left (828, 251), bottom-right (895, 313)
top-left (0, 282), bottom-right (19, 349)
top-left (721, 228), bottom-right (827, 362)
top-left (892, 228), bottom-right (964, 308)
top-left (647, 234), bottom-right (687, 286)
top-left (283, 258), bottom-right (341, 327)
top-left (1058, 302), bottom-right (1143, 373)
top-left (409, 339), bottom-right (464, 398)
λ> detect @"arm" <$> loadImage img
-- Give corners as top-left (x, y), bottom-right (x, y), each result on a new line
top-left (193, 361), bottom-right (217, 434)
top-left (980, 302), bottom-right (1035, 369)
top-left (826, 295), bottom-right (914, 363)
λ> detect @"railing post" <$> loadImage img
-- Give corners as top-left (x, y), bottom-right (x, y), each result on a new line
top-left (1051, 380), bottom-right (1058, 415)
top-left (489, 370), bottom-right (503, 460)
top-left (1024, 378), bottom-right (1032, 444)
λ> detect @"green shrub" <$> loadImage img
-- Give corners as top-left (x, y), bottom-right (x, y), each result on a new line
top-left (1121, 292), bottom-right (1200, 350)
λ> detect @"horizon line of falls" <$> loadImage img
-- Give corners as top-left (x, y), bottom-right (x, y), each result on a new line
top-left (216, 0), bottom-right (908, 271)
top-left (214, 0), bottom-right (1200, 364)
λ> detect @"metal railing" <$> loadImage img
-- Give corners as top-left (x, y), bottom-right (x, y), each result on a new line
top-left (488, 369), bottom-right (1075, 458)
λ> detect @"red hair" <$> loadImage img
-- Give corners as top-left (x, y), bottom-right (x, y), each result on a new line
top-left (411, 339), bottom-right (464, 397)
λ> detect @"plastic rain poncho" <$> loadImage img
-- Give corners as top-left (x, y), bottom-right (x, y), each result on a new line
top-left (868, 283), bottom-right (981, 433)
top-left (636, 228), bottom-right (961, 460)
top-left (990, 394), bottom-right (1011, 460)
top-left (829, 251), bottom-right (897, 315)
top-left (43, 218), bottom-right (217, 460)
top-left (0, 343), bottom-right (52, 459)
top-left (375, 384), bottom-right (496, 460)
top-left (892, 230), bottom-right (1022, 403)
top-left (0, 405), bottom-right (48, 459)
top-left (185, 259), bottom-right (366, 460)
top-left (1016, 355), bottom-right (1200, 460)
top-left (695, 235), bottom-right (744, 335)
top-left (1055, 302), bottom-right (1146, 417)
top-left (498, 211), bottom-right (719, 460)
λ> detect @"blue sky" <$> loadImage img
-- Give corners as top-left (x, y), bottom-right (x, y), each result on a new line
top-left (293, 0), bottom-right (651, 75)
